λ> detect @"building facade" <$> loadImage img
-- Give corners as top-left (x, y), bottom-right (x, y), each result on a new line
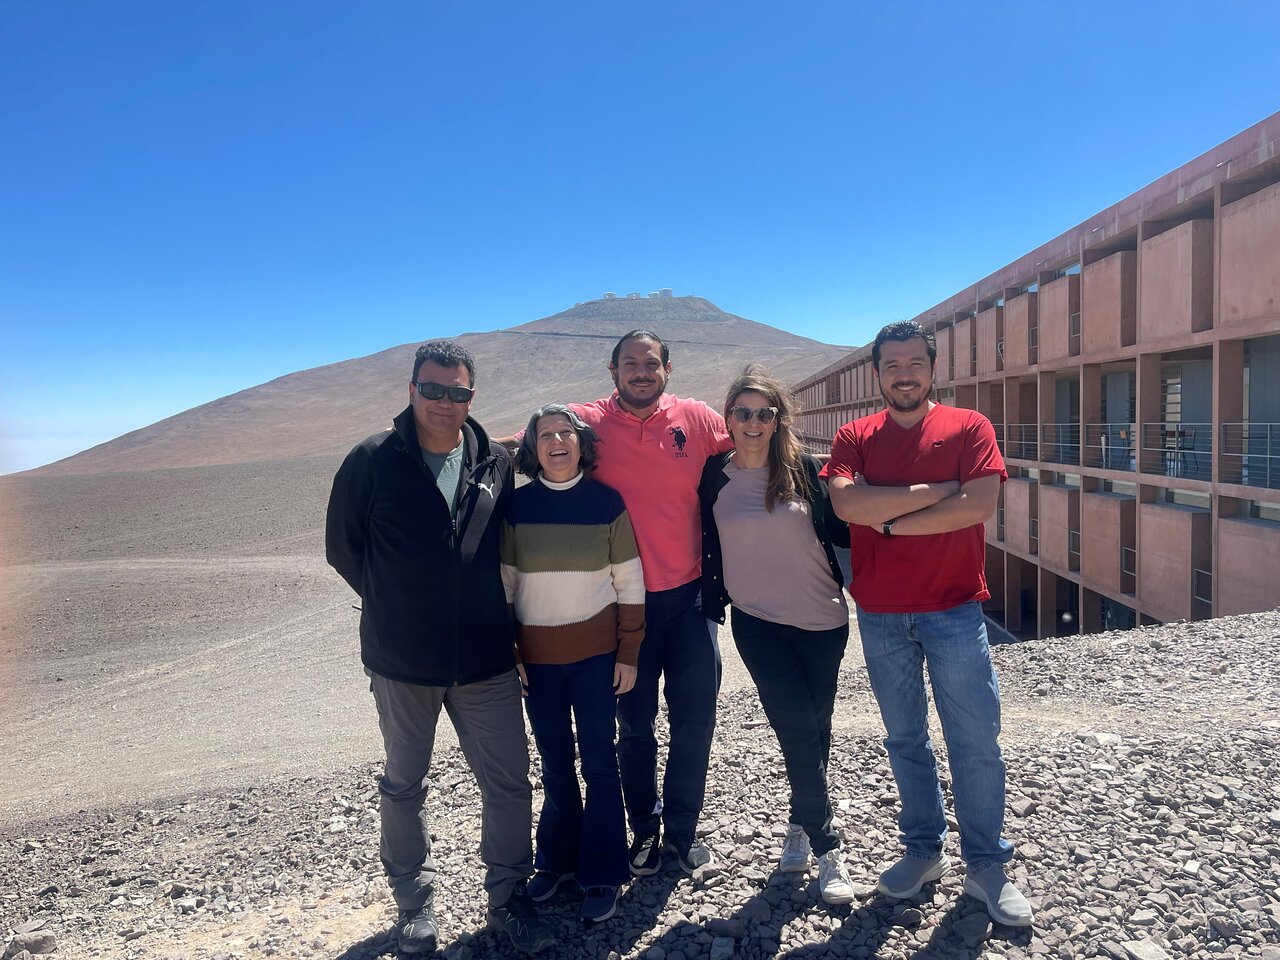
top-left (795, 112), bottom-right (1280, 640)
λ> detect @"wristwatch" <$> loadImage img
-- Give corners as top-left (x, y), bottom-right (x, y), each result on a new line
top-left (882, 518), bottom-right (897, 537)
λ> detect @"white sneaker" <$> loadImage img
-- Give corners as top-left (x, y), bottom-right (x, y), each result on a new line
top-left (779, 823), bottom-right (811, 873)
top-left (817, 848), bottom-right (856, 905)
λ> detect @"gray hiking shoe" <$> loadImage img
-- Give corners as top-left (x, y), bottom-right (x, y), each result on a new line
top-left (876, 853), bottom-right (951, 898)
top-left (963, 865), bottom-right (1034, 926)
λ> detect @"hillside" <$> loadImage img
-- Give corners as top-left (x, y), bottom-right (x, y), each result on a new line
top-left (27, 297), bottom-right (852, 477)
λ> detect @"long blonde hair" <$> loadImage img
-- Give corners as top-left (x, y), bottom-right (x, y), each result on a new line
top-left (723, 364), bottom-right (811, 512)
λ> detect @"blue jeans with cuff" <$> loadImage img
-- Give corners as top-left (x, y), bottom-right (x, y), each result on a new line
top-left (523, 651), bottom-right (629, 888)
top-left (855, 600), bottom-right (1014, 873)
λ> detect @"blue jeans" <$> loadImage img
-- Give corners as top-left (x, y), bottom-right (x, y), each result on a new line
top-left (855, 601), bottom-right (1014, 872)
top-left (616, 579), bottom-right (722, 847)
top-left (523, 652), bottom-right (629, 887)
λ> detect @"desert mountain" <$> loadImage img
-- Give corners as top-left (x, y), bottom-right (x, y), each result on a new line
top-left (30, 297), bottom-right (853, 476)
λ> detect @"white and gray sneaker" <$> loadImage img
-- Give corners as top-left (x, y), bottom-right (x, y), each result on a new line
top-left (817, 848), bottom-right (856, 905)
top-left (778, 823), bottom-right (811, 873)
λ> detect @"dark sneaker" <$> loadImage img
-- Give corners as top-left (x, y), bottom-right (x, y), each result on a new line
top-left (396, 902), bottom-right (439, 955)
top-left (876, 853), bottom-right (951, 899)
top-left (526, 870), bottom-right (573, 903)
top-left (628, 831), bottom-right (662, 876)
top-left (580, 884), bottom-right (621, 923)
top-left (663, 837), bottom-right (713, 874)
top-left (487, 882), bottom-right (556, 954)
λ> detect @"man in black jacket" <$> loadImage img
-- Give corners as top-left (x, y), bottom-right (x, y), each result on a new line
top-left (326, 340), bottom-right (553, 956)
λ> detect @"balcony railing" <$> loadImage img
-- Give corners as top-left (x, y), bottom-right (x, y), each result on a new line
top-left (1005, 423), bottom-right (1039, 460)
top-left (1028, 517), bottom-right (1039, 555)
top-left (1028, 325), bottom-right (1039, 365)
top-left (1041, 422), bottom-right (1080, 465)
top-left (1068, 530), bottom-right (1081, 558)
top-left (801, 435), bottom-right (832, 458)
top-left (996, 504), bottom-right (1005, 541)
top-left (1069, 312), bottom-right (1081, 355)
top-left (1193, 567), bottom-right (1213, 619)
top-left (1220, 421), bottom-right (1280, 490)
top-left (1121, 546), bottom-right (1137, 577)
top-left (1084, 423), bottom-right (1136, 471)
top-left (1140, 422), bottom-right (1212, 482)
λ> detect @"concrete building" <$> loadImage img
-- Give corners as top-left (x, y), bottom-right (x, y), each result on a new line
top-left (794, 112), bottom-right (1280, 639)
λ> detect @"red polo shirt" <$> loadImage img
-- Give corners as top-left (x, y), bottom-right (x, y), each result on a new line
top-left (572, 393), bottom-right (731, 592)
top-left (822, 403), bottom-right (1006, 613)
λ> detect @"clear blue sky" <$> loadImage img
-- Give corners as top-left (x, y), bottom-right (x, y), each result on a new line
top-left (3, 2), bottom-right (1278, 473)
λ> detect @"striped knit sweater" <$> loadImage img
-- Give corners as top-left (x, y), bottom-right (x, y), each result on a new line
top-left (500, 473), bottom-right (646, 666)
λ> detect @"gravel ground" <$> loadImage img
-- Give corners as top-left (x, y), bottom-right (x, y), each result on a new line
top-left (4, 612), bottom-right (1279, 960)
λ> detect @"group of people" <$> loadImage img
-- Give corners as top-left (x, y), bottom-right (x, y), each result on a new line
top-left (325, 321), bottom-right (1033, 956)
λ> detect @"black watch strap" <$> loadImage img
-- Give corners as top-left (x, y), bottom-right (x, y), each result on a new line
top-left (882, 518), bottom-right (897, 537)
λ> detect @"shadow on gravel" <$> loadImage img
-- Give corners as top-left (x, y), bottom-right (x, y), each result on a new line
top-left (333, 929), bottom-right (396, 959)
top-left (914, 899), bottom-right (1034, 958)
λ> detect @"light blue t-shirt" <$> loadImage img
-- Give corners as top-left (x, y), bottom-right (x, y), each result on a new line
top-left (422, 438), bottom-right (465, 518)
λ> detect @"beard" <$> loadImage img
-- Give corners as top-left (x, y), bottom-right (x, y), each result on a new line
top-left (615, 376), bottom-right (666, 410)
top-left (880, 381), bottom-right (931, 413)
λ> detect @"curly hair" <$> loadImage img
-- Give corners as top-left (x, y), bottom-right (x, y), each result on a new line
top-left (723, 364), bottom-right (810, 512)
top-left (515, 405), bottom-right (601, 479)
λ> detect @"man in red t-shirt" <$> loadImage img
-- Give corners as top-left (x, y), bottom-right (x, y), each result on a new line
top-left (822, 320), bottom-right (1032, 927)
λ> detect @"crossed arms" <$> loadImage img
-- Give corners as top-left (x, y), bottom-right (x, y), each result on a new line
top-left (828, 472), bottom-right (1001, 536)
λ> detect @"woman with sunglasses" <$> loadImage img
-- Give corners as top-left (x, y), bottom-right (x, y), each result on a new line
top-left (501, 404), bottom-right (645, 924)
top-left (697, 365), bottom-right (855, 904)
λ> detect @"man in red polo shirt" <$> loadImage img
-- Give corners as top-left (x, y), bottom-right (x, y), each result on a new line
top-left (571, 331), bottom-right (732, 877)
top-left (822, 320), bottom-right (1032, 928)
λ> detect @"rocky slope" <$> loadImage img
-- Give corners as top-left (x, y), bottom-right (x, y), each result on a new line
top-left (3, 612), bottom-right (1278, 960)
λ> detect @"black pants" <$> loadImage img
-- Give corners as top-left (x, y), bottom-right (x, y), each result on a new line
top-left (731, 607), bottom-right (849, 856)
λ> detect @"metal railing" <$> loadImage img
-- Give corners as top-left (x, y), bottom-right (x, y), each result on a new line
top-left (1005, 423), bottom-right (1039, 460)
top-left (1193, 567), bottom-right (1213, 619)
top-left (1084, 422), bottom-right (1136, 470)
top-left (1220, 421), bottom-right (1280, 490)
top-left (1193, 568), bottom-right (1213, 604)
top-left (1068, 312), bottom-right (1081, 355)
top-left (1068, 530), bottom-right (1081, 558)
top-left (1028, 517), bottom-right (1039, 555)
top-left (1028, 325), bottom-right (1039, 365)
top-left (1041, 422), bottom-right (1080, 465)
top-left (1120, 546), bottom-right (1136, 576)
top-left (1140, 422), bottom-right (1213, 481)
top-left (996, 504), bottom-right (1005, 541)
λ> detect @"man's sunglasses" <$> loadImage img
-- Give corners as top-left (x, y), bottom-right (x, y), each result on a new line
top-left (728, 406), bottom-right (778, 424)
top-left (412, 381), bottom-right (475, 403)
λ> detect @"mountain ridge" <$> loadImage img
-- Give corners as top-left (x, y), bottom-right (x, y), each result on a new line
top-left (25, 297), bottom-right (853, 477)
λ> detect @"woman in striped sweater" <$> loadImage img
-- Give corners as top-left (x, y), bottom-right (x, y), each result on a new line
top-left (500, 404), bottom-right (645, 924)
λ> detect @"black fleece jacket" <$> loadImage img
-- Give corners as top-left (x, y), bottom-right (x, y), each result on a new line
top-left (698, 451), bottom-right (849, 625)
top-left (325, 407), bottom-right (515, 686)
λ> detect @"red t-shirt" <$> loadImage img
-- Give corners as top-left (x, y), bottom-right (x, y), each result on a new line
top-left (821, 403), bottom-right (1006, 613)
top-left (571, 393), bottom-right (732, 592)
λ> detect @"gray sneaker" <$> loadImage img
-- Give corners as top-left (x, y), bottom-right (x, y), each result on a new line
top-left (963, 866), bottom-right (1034, 927)
top-left (876, 853), bottom-right (951, 898)
top-left (779, 823), bottom-right (811, 873)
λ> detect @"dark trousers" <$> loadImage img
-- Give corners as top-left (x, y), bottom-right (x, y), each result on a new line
top-left (616, 579), bottom-right (722, 847)
top-left (523, 651), bottom-right (629, 887)
top-left (731, 607), bottom-right (849, 856)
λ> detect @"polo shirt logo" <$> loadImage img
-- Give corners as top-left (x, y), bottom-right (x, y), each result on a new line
top-left (669, 425), bottom-right (689, 458)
